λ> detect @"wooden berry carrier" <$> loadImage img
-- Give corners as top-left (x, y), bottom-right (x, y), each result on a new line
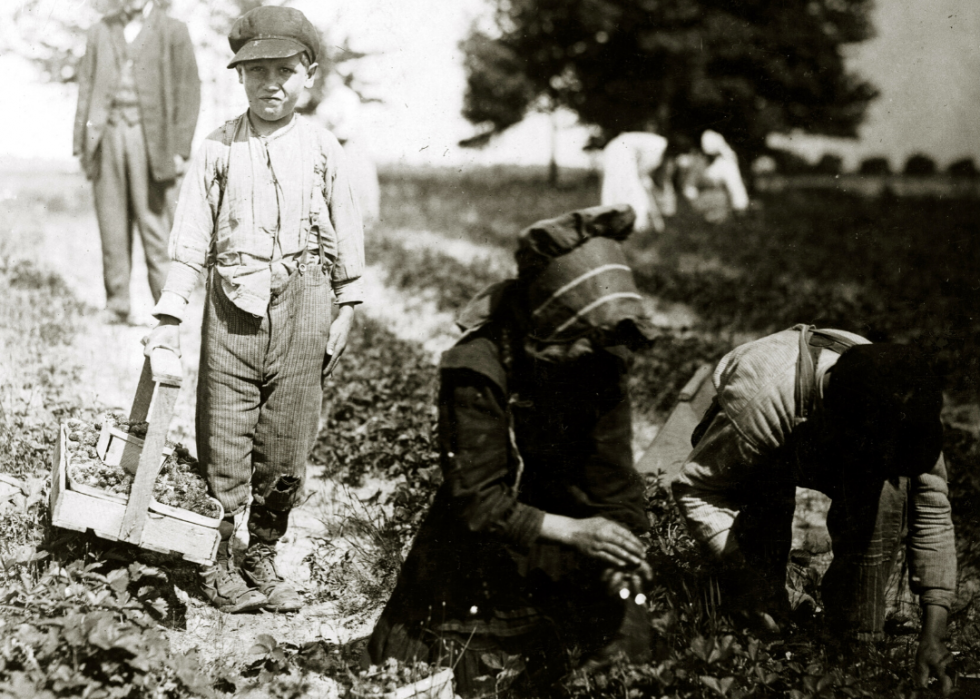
top-left (636, 363), bottom-right (715, 479)
top-left (49, 348), bottom-right (221, 564)
top-left (349, 668), bottom-right (454, 699)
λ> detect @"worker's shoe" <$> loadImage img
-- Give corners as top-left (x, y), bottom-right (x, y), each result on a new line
top-left (241, 543), bottom-right (303, 613)
top-left (199, 542), bottom-right (267, 613)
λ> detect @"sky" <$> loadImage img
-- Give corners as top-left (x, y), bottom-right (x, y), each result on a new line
top-left (775, 0), bottom-right (980, 170)
top-left (0, 0), bottom-right (977, 171)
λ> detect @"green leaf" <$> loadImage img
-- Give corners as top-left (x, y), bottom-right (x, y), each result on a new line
top-left (700, 675), bottom-right (735, 697)
top-left (106, 568), bottom-right (130, 592)
top-left (250, 634), bottom-right (278, 655)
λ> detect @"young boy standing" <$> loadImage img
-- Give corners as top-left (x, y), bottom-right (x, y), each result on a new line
top-left (144, 6), bottom-right (364, 613)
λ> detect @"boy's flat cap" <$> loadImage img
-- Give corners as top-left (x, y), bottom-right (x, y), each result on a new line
top-left (227, 6), bottom-right (319, 69)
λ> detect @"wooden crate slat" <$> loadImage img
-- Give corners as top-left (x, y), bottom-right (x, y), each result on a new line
top-left (128, 360), bottom-right (156, 424)
top-left (51, 478), bottom-right (220, 561)
top-left (49, 424), bottom-right (65, 518)
top-left (120, 382), bottom-right (179, 545)
top-left (140, 513), bottom-right (220, 560)
top-left (150, 348), bottom-right (182, 387)
top-left (636, 363), bottom-right (717, 479)
top-left (120, 347), bottom-right (183, 546)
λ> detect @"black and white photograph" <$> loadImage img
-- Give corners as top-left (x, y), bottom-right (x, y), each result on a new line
top-left (0, 1), bottom-right (978, 697)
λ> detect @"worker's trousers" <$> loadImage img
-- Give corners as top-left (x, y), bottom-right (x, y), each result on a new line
top-left (92, 119), bottom-right (175, 316)
top-left (196, 265), bottom-right (332, 518)
top-left (736, 472), bottom-right (908, 640)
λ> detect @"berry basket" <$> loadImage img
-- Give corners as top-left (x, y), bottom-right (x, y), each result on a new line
top-left (95, 416), bottom-right (173, 473)
top-left (349, 667), bottom-right (454, 699)
top-left (49, 348), bottom-right (221, 564)
top-left (65, 456), bottom-right (224, 529)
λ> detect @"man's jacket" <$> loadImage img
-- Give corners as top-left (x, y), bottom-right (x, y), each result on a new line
top-left (73, 5), bottom-right (200, 182)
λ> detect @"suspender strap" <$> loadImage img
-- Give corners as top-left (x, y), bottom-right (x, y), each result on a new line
top-left (794, 324), bottom-right (820, 425)
top-left (792, 323), bottom-right (860, 424)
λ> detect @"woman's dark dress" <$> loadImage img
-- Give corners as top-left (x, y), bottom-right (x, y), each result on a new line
top-left (364, 324), bottom-right (650, 695)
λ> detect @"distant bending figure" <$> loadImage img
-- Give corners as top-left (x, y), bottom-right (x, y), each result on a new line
top-left (698, 130), bottom-right (749, 213)
top-left (316, 73), bottom-right (380, 229)
top-left (601, 132), bottom-right (674, 234)
top-left (73, 0), bottom-right (201, 324)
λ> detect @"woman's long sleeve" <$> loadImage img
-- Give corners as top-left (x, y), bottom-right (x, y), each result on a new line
top-left (438, 369), bottom-right (545, 550)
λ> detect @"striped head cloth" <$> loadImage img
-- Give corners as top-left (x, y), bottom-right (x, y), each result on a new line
top-left (515, 204), bottom-right (657, 347)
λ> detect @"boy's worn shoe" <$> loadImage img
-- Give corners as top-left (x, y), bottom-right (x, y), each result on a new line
top-left (200, 543), bottom-right (267, 613)
top-left (241, 543), bottom-right (303, 613)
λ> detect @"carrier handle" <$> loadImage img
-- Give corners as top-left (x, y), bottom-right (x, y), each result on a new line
top-left (120, 348), bottom-right (182, 545)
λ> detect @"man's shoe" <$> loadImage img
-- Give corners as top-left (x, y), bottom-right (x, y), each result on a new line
top-left (241, 543), bottom-right (303, 613)
top-left (199, 547), bottom-right (267, 613)
top-left (99, 308), bottom-right (131, 325)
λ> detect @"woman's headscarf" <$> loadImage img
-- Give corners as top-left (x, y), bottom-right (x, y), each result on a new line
top-left (455, 204), bottom-right (657, 353)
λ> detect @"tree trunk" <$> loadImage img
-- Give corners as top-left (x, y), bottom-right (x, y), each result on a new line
top-left (548, 111), bottom-right (559, 188)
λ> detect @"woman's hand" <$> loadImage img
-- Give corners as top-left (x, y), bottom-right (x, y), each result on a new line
top-left (541, 514), bottom-right (652, 580)
top-left (602, 567), bottom-right (647, 600)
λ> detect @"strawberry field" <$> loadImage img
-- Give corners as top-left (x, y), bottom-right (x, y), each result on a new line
top-left (0, 166), bottom-right (978, 697)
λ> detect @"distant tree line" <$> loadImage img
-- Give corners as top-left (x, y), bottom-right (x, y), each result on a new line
top-left (768, 151), bottom-right (980, 178)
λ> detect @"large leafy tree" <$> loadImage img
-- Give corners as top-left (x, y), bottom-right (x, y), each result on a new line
top-left (462, 0), bottom-right (878, 157)
top-left (6, 0), bottom-right (261, 84)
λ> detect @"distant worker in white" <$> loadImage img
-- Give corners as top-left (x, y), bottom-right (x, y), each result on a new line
top-left (600, 132), bottom-right (676, 234)
top-left (697, 130), bottom-right (750, 213)
top-left (316, 72), bottom-right (380, 229)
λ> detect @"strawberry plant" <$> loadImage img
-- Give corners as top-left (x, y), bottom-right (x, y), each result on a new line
top-left (0, 559), bottom-right (213, 698)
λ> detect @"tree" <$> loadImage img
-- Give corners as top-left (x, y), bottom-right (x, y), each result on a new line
top-left (768, 148), bottom-right (812, 175)
top-left (814, 153), bottom-right (844, 176)
top-left (859, 156), bottom-right (892, 176)
top-left (459, 30), bottom-right (539, 145)
top-left (947, 157), bottom-right (979, 179)
top-left (462, 0), bottom-right (878, 159)
top-left (903, 153), bottom-right (937, 176)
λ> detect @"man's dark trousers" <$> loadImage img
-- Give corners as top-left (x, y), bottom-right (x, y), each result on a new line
top-left (94, 116), bottom-right (175, 317)
top-left (734, 469), bottom-right (909, 639)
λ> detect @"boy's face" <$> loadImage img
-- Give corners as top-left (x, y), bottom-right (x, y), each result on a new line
top-left (238, 54), bottom-right (317, 126)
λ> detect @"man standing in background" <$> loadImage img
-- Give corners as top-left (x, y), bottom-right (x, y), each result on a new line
top-left (73, 0), bottom-right (200, 324)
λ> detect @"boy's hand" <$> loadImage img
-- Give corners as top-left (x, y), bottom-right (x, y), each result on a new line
top-left (173, 155), bottom-right (188, 177)
top-left (142, 316), bottom-right (181, 358)
top-left (323, 304), bottom-right (355, 379)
